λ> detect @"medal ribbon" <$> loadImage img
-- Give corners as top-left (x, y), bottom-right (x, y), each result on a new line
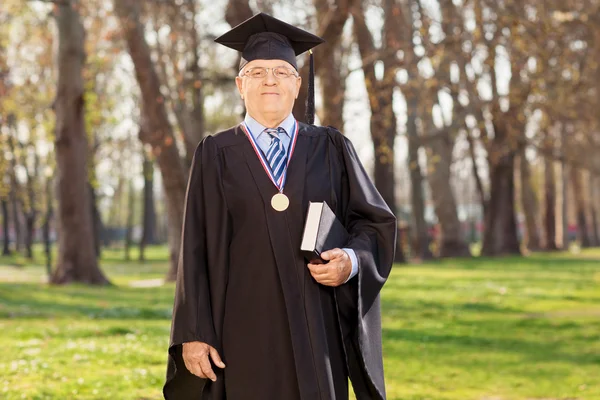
top-left (240, 120), bottom-right (299, 192)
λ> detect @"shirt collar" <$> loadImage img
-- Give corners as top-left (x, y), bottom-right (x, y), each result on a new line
top-left (244, 113), bottom-right (295, 139)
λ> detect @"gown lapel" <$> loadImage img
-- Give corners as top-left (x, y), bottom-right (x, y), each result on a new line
top-left (240, 123), bottom-right (308, 213)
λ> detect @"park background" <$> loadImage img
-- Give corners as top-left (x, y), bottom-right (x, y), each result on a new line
top-left (1, 0), bottom-right (599, 399)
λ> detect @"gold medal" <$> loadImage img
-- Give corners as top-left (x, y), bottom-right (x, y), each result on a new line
top-left (271, 193), bottom-right (290, 212)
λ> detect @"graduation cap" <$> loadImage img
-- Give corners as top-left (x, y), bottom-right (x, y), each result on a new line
top-left (215, 13), bottom-right (325, 125)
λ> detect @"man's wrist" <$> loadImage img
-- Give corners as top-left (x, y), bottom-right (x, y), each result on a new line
top-left (342, 248), bottom-right (358, 283)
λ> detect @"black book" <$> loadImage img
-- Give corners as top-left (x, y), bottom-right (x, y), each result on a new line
top-left (300, 201), bottom-right (349, 263)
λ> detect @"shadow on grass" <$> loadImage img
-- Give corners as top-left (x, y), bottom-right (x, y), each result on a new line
top-left (0, 244), bottom-right (171, 269)
top-left (383, 325), bottom-right (600, 366)
top-left (0, 283), bottom-right (174, 320)
top-left (405, 254), bottom-right (600, 271)
top-left (382, 298), bottom-right (522, 316)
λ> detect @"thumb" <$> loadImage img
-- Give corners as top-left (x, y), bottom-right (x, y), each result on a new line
top-left (209, 346), bottom-right (226, 368)
top-left (321, 248), bottom-right (343, 261)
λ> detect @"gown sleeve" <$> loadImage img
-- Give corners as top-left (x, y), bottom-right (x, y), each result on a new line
top-left (163, 135), bottom-right (230, 400)
top-left (327, 127), bottom-right (397, 400)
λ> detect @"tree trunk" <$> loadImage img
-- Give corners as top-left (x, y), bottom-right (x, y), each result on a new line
top-left (184, 0), bottom-right (205, 166)
top-left (351, 0), bottom-right (405, 262)
top-left (571, 166), bottom-right (591, 247)
top-left (312, 0), bottom-right (354, 128)
top-left (139, 149), bottom-right (157, 261)
top-left (424, 109), bottom-right (471, 258)
top-left (124, 180), bottom-right (134, 261)
top-left (583, 170), bottom-right (596, 247)
top-left (115, 0), bottom-right (188, 281)
top-left (481, 121), bottom-right (521, 256)
top-left (1, 199), bottom-right (10, 255)
top-left (590, 174), bottom-right (599, 247)
top-left (224, 0), bottom-right (253, 28)
top-left (406, 96), bottom-right (433, 260)
top-left (544, 153), bottom-right (558, 250)
top-left (6, 130), bottom-right (23, 252)
top-left (224, 0), bottom-right (254, 118)
top-left (9, 189), bottom-right (23, 252)
top-left (372, 103), bottom-right (397, 220)
top-left (90, 184), bottom-right (103, 258)
top-left (175, 105), bottom-right (204, 171)
top-left (167, 0), bottom-right (205, 169)
top-left (317, 48), bottom-right (345, 129)
top-left (395, 0), bottom-right (429, 259)
top-left (51, 0), bottom-right (110, 285)
top-left (108, 175), bottom-right (124, 229)
top-left (421, 0), bottom-right (470, 258)
top-left (519, 149), bottom-right (542, 250)
top-left (19, 141), bottom-right (40, 260)
top-left (291, 0), bottom-right (354, 126)
top-left (466, 131), bottom-right (487, 219)
top-left (43, 176), bottom-right (54, 279)
top-left (23, 215), bottom-right (34, 259)
top-left (561, 161), bottom-right (570, 249)
top-left (428, 144), bottom-right (471, 257)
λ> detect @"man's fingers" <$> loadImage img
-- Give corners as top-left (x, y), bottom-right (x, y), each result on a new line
top-left (209, 347), bottom-right (226, 369)
top-left (183, 358), bottom-right (207, 378)
top-left (189, 364), bottom-right (208, 379)
top-left (316, 279), bottom-right (336, 287)
top-left (307, 263), bottom-right (329, 275)
top-left (311, 269), bottom-right (340, 286)
top-left (182, 342), bottom-right (221, 380)
top-left (321, 248), bottom-right (344, 261)
top-left (199, 354), bottom-right (217, 381)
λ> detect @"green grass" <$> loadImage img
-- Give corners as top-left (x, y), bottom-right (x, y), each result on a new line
top-left (1, 246), bottom-right (599, 399)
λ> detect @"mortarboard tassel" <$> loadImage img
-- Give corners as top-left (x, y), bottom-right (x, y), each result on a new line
top-left (305, 50), bottom-right (315, 125)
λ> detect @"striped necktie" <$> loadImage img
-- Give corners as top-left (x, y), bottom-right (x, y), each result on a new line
top-left (264, 127), bottom-right (287, 184)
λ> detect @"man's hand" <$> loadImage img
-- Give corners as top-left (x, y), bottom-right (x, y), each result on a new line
top-left (307, 248), bottom-right (352, 287)
top-left (182, 341), bottom-right (226, 382)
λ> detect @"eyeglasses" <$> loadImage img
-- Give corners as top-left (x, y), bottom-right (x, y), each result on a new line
top-left (239, 66), bottom-right (299, 79)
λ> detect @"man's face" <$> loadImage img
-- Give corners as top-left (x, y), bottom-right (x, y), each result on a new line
top-left (235, 59), bottom-right (302, 122)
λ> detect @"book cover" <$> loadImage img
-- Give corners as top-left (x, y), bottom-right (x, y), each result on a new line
top-left (300, 201), bottom-right (349, 263)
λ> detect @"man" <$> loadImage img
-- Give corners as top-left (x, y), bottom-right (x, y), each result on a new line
top-left (163, 12), bottom-right (396, 400)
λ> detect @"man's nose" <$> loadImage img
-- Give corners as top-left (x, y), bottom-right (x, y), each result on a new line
top-left (263, 71), bottom-right (277, 84)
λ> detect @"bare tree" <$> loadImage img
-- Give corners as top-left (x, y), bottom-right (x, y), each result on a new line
top-left (124, 180), bottom-right (135, 261)
top-left (590, 174), bottom-right (600, 246)
top-left (473, 0), bottom-right (530, 256)
top-left (51, 0), bottom-right (110, 285)
top-left (420, 0), bottom-right (472, 258)
top-left (42, 174), bottom-right (54, 279)
top-left (139, 146), bottom-right (157, 262)
top-left (562, 158), bottom-right (570, 249)
top-left (310, 0), bottom-right (355, 128)
top-left (571, 166), bottom-right (591, 247)
top-left (543, 129), bottom-right (559, 250)
top-left (518, 149), bottom-right (542, 250)
top-left (149, 0), bottom-right (205, 168)
top-left (5, 115), bottom-right (24, 253)
top-left (351, 0), bottom-right (408, 261)
top-left (224, 0), bottom-right (253, 28)
top-left (114, 0), bottom-right (188, 280)
top-left (1, 198), bottom-right (9, 256)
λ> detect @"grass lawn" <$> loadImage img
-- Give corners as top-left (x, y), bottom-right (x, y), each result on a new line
top-left (1, 245), bottom-right (599, 399)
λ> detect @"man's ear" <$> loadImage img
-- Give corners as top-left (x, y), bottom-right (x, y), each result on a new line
top-left (295, 76), bottom-right (302, 99)
top-left (235, 76), bottom-right (244, 99)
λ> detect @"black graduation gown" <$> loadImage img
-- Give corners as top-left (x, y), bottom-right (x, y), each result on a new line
top-left (163, 123), bottom-right (396, 400)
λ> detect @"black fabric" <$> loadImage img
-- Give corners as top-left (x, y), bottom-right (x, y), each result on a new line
top-left (163, 123), bottom-right (396, 400)
top-left (214, 13), bottom-right (324, 71)
top-left (240, 32), bottom-right (298, 71)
